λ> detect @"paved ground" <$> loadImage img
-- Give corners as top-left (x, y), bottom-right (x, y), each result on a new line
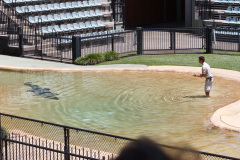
top-left (0, 54), bottom-right (240, 133)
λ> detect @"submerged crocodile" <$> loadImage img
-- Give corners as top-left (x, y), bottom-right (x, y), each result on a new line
top-left (24, 82), bottom-right (59, 100)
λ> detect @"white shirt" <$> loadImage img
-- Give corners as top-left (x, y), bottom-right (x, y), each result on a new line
top-left (202, 62), bottom-right (213, 78)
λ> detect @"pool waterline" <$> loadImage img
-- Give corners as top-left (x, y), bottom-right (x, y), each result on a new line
top-left (1, 66), bottom-right (240, 157)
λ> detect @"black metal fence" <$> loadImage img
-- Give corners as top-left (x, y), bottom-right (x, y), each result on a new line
top-left (142, 28), bottom-right (206, 54)
top-left (79, 30), bottom-right (136, 57)
top-left (0, 10), bottom-right (20, 46)
top-left (0, 0), bottom-right (36, 45)
top-left (213, 27), bottom-right (240, 52)
top-left (1, 112), bottom-right (240, 160)
top-left (3, 25), bottom-right (240, 62)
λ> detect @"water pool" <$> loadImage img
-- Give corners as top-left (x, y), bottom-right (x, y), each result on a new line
top-left (1, 70), bottom-right (240, 157)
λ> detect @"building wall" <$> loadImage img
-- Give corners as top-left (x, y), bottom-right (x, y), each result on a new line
top-left (125, 0), bottom-right (184, 27)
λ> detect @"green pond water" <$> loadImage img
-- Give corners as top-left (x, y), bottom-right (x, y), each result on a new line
top-left (1, 70), bottom-right (240, 157)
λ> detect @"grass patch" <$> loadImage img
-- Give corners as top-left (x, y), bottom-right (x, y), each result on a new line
top-left (119, 52), bottom-right (137, 58)
top-left (218, 51), bottom-right (240, 56)
top-left (98, 54), bottom-right (240, 71)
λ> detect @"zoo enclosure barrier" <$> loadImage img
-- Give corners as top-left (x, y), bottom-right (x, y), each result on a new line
top-left (6, 26), bottom-right (239, 62)
top-left (1, 113), bottom-right (240, 160)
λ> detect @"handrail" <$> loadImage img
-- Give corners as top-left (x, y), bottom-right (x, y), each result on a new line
top-left (0, 0), bottom-right (36, 29)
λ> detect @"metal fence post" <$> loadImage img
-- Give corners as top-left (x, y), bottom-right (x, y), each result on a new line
top-left (136, 27), bottom-right (143, 55)
top-left (18, 26), bottom-right (24, 57)
top-left (64, 127), bottom-right (70, 160)
top-left (170, 29), bottom-right (176, 51)
top-left (34, 27), bottom-right (37, 56)
top-left (72, 36), bottom-right (81, 63)
top-left (0, 115), bottom-right (2, 160)
top-left (238, 31), bottom-right (240, 52)
top-left (206, 25), bottom-right (213, 54)
top-left (112, 34), bottom-right (115, 51)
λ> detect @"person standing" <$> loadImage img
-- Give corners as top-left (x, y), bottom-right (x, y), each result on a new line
top-left (193, 56), bottom-right (213, 97)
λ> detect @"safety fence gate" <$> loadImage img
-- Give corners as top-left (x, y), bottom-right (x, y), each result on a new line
top-left (142, 28), bottom-right (206, 54)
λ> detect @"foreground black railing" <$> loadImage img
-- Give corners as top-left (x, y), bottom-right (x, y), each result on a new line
top-left (1, 112), bottom-right (240, 160)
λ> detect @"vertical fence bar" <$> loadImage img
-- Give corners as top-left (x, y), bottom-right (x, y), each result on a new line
top-left (72, 36), bottom-right (80, 63)
top-left (64, 127), bottom-right (70, 160)
top-left (18, 26), bottom-right (24, 57)
top-left (238, 31), bottom-right (240, 52)
top-left (0, 114), bottom-right (2, 160)
top-left (136, 27), bottom-right (143, 55)
top-left (206, 25), bottom-right (213, 53)
top-left (112, 34), bottom-right (115, 51)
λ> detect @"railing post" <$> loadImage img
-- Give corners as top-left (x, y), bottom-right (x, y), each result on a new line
top-left (64, 127), bottom-right (70, 160)
top-left (18, 26), bottom-right (24, 57)
top-left (72, 36), bottom-right (81, 63)
top-left (205, 25), bottom-right (213, 54)
top-left (34, 27), bottom-right (37, 56)
top-left (238, 31), bottom-right (240, 52)
top-left (0, 115), bottom-right (2, 160)
top-left (136, 27), bottom-right (143, 55)
top-left (170, 29), bottom-right (176, 51)
top-left (111, 34), bottom-right (115, 51)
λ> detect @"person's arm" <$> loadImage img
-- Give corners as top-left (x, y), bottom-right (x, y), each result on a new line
top-left (193, 66), bottom-right (206, 77)
top-left (193, 73), bottom-right (206, 77)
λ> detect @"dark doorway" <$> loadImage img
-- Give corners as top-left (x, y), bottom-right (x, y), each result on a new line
top-left (125, 0), bottom-right (185, 29)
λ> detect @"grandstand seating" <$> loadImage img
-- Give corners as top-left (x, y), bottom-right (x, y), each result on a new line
top-left (2, 0), bottom-right (115, 39)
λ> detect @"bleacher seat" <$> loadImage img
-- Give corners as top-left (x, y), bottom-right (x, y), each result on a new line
top-left (97, 20), bottom-right (105, 27)
top-left (41, 4), bottom-right (48, 11)
top-left (83, 1), bottom-right (91, 7)
top-left (29, 16), bottom-right (36, 23)
top-left (40, 15), bottom-right (48, 23)
top-left (73, 23), bottom-right (81, 30)
top-left (47, 4), bottom-right (54, 10)
top-left (60, 13), bottom-right (68, 20)
top-left (28, 5), bottom-right (36, 12)
top-left (95, 9), bottom-right (103, 17)
top-left (225, 6), bottom-right (233, 13)
top-left (72, 12), bottom-right (80, 19)
top-left (54, 14), bottom-right (61, 21)
top-left (54, 25), bottom-right (63, 33)
top-left (79, 22), bottom-right (87, 30)
top-left (16, 6), bottom-right (23, 13)
top-left (90, 10), bottom-right (97, 18)
top-left (85, 21), bottom-right (93, 29)
top-left (78, 11), bottom-right (87, 19)
top-left (47, 14), bottom-right (54, 22)
top-left (84, 11), bottom-right (91, 18)
top-left (66, 2), bottom-right (75, 9)
top-left (66, 13), bottom-right (74, 20)
top-left (60, 2), bottom-right (67, 10)
top-left (42, 26), bottom-right (50, 34)
top-left (67, 24), bottom-right (75, 31)
top-left (77, 1), bottom-right (85, 8)
top-left (53, 3), bottom-right (61, 10)
top-left (94, 0), bottom-right (102, 6)
top-left (47, 26), bottom-right (54, 33)
top-left (34, 16), bottom-right (40, 23)
top-left (35, 5), bottom-right (42, 12)
top-left (60, 24), bottom-right (69, 32)
top-left (72, 2), bottom-right (81, 9)
top-left (233, 6), bottom-right (240, 13)
top-left (91, 21), bottom-right (99, 29)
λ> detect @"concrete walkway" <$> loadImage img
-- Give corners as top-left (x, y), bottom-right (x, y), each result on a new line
top-left (0, 54), bottom-right (240, 132)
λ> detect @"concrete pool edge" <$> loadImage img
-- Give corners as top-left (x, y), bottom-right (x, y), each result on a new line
top-left (0, 63), bottom-right (240, 132)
